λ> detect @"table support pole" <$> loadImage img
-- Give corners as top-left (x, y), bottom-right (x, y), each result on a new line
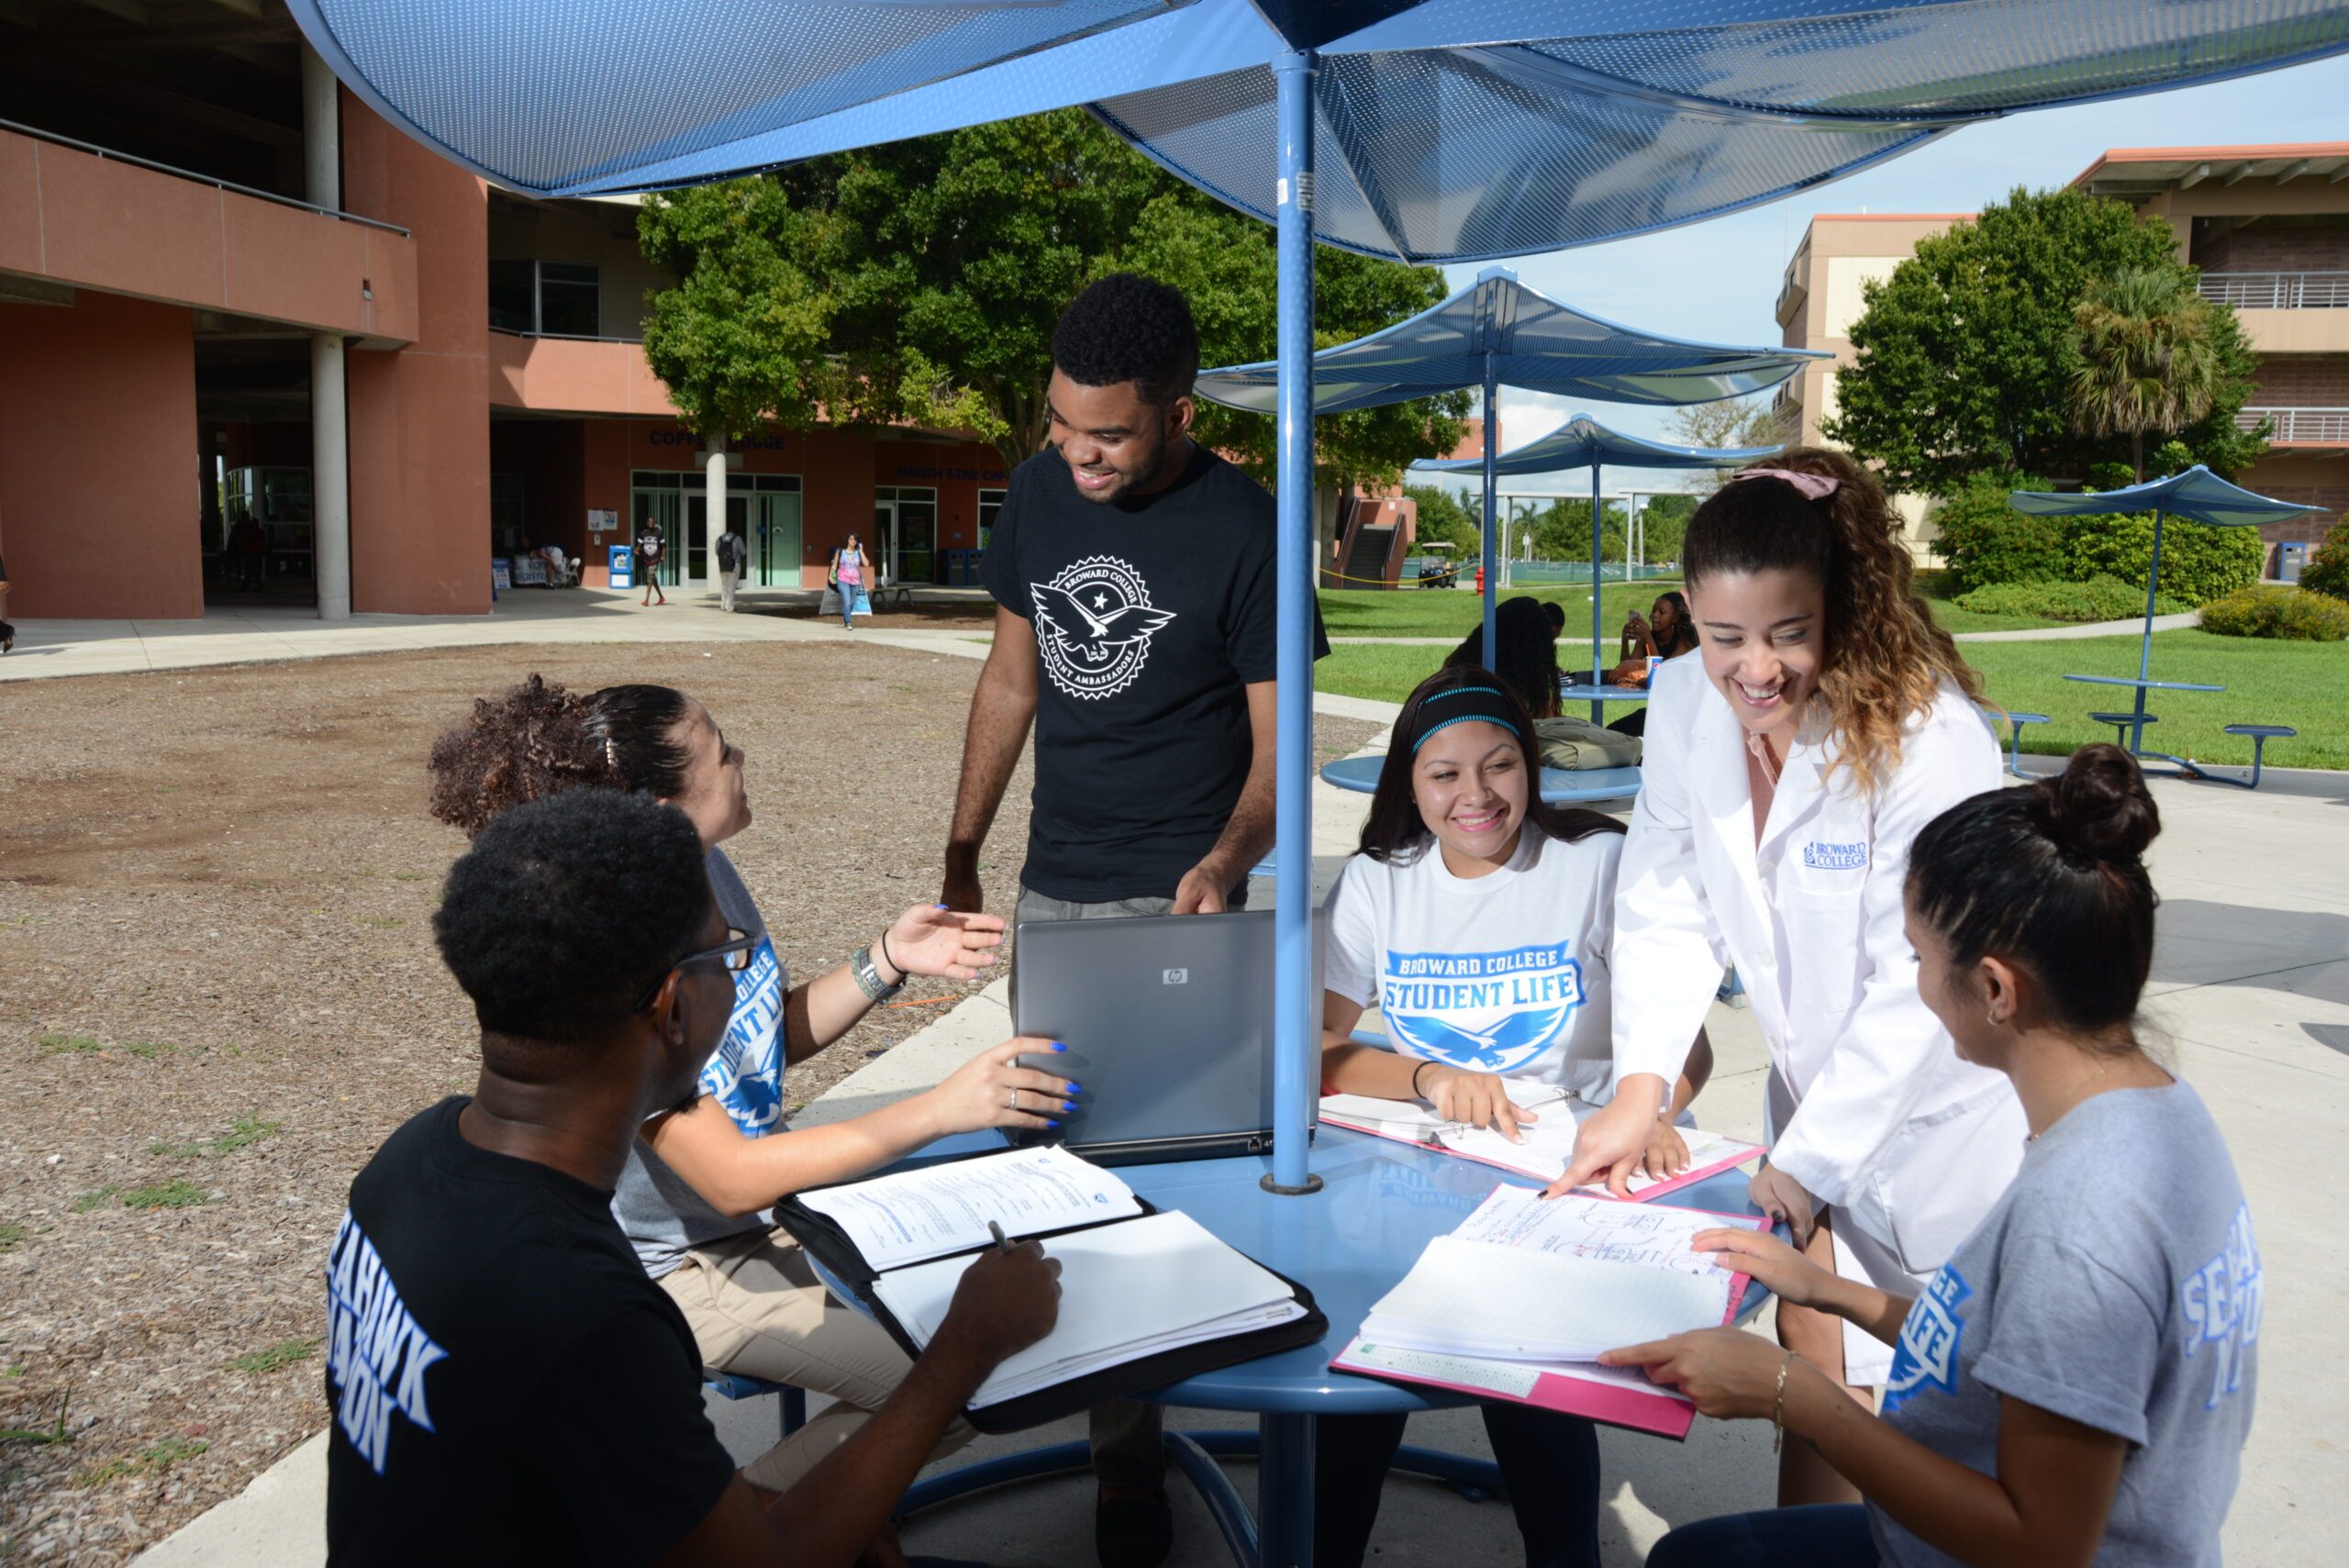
top-left (2134, 506), bottom-right (2164, 755)
top-left (1265, 48), bottom-right (1320, 1198)
top-left (1257, 1412), bottom-right (1317, 1568)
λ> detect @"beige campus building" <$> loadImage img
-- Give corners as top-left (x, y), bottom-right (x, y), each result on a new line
top-left (1774, 142), bottom-right (2349, 576)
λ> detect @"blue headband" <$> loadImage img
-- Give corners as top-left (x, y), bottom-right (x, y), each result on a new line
top-left (1406, 684), bottom-right (1523, 753)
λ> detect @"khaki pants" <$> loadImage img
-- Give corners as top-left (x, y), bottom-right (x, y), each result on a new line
top-left (659, 1226), bottom-right (975, 1492)
top-left (718, 568), bottom-right (739, 612)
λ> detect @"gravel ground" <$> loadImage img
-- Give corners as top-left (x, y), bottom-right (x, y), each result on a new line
top-left (0, 639), bottom-right (1380, 1562)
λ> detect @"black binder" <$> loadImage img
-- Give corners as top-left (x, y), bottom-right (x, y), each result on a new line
top-left (776, 1162), bottom-right (1329, 1434)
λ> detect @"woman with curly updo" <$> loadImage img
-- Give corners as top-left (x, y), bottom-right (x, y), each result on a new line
top-left (1554, 449), bottom-right (2031, 1509)
top-left (428, 674), bottom-right (1078, 1496)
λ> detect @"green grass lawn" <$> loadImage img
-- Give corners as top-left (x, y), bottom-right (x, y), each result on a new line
top-left (1319, 580), bottom-right (2062, 640)
top-left (1317, 629), bottom-right (2347, 770)
top-left (1963, 631), bottom-right (2348, 770)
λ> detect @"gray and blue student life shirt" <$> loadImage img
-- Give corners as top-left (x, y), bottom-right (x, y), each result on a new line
top-left (612, 848), bottom-right (791, 1276)
top-left (1870, 1080), bottom-right (2259, 1568)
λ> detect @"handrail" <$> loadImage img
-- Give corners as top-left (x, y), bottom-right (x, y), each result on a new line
top-left (490, 325), bottom-right (646, 346)
top-left (2238, 406), bottom-right (2349, 441)
top-left (0, 116), bottom-right (410, 238)
top-left (2198, 271), bottom-right (2349, 309)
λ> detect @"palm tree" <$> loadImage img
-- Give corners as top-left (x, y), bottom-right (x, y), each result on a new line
top-left (2071, 267), bottom-right (2225, 483)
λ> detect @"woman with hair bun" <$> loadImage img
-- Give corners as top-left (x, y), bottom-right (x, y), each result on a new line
top-left (428, 675), bottom-right (1078, 1501)
top-left (1556, 449), bottom-right (2030, 1506)
top-left (1609, 746), bottom-right (2259, 1567)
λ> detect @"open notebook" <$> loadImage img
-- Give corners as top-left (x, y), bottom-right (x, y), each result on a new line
top-left (1332, 1184), bottom-right (1766, 1438)
top-left (1319, 1090), bottom-right (1763, 1200)
top-left (779, 1147), bottom-right (1323, 1431)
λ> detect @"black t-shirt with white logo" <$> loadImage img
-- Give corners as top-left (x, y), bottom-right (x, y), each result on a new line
top-left (982, 445), bottom-right (1327, 903)
top-left (324, 1098), bottom-right (736, 1568)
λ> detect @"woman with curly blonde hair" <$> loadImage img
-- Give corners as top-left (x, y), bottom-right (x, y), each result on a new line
top-left (1556, 449), bottom-right (2029, 1509)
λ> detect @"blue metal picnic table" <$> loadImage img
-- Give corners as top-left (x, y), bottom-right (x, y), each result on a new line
top-left (2063, 673), bottom-right (2223, 777)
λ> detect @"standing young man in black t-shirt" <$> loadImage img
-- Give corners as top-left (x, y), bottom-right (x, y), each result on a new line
top-left (326, 790), bottom-right (1059, 1567)
top-left (940, 273), bottom-right (1325, 1568)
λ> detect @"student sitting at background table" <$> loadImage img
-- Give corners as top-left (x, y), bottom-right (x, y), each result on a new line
top-left (428, 675), bottom-right (1077, 1502)
top-left (1312, 666), bottom-right (1712, 1568)
top-left (1602, 591), bottom-right (1698, 738)
top-left (327, 789), bottom-right (1062, 1567)
top-left (1606, 746), bottom-right (2257, 1568)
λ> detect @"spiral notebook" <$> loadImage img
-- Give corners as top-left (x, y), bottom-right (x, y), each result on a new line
top-left (1318, 1091), bottom-right (1763, 1201)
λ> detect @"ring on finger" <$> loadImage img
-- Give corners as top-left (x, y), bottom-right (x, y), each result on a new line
top-left (1008, 1087), bottom-right (1019, 1111)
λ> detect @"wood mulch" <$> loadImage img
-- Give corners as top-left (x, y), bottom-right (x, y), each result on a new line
top-left (0, 638), bottom-right (1379, 1562)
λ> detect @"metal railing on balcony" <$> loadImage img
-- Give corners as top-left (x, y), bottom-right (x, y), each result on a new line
top-left (2238, 406), bottom-right (2349, 443)
top-left (1, 117), bottom-right (410, 238)
top-left (2199, 271), bottom-right (2349, 309)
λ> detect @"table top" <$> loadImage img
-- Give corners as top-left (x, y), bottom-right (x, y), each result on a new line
top-left (2063, 673), bottom-right (2224, 692)
top-left (1320, 754), bottom-right (1642, 805)
top-left (1558, 684), bottom-right (1651, 704)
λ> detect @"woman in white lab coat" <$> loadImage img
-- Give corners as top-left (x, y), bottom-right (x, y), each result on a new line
top-left (1557, 449), bottom-right (2030, 1507)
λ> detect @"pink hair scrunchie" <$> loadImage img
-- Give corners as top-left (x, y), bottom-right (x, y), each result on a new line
top-left (1734, 466), bottom-right (1840, 501)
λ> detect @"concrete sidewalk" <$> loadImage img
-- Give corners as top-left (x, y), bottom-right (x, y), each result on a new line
top-left (132, 750), bottom-right (2349, 1566)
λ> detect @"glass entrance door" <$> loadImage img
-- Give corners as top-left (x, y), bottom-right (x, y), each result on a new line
top-left (754, 491), bottom-right (802, 587)
top-left (873, 486), bottom-right (939, 585)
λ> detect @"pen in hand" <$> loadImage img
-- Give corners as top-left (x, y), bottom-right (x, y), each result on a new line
top-left (987, 1219), bottom-right (1011, 1252)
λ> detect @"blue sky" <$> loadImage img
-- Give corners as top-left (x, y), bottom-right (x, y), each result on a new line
top-left (1419, 52), bottom-right (2349, 501)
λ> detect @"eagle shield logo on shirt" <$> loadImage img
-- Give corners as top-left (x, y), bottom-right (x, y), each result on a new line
top-left (1380, 942), bottom-right (1584, 1075)
top-left (1031, 555), bottom-right (1177, 700)
top-left (1884, 1264), bottom-right (1973, 1412)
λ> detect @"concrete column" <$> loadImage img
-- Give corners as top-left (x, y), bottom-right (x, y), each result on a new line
top-left (705, 437), bottom-right (728, 589)
top-left (303, 43), bottom-right (351, 619)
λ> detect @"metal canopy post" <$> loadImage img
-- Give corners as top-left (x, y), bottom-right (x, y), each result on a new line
top-left (1265, 49), bottom-right (1321, 1203)
top-left (2134, 506), bottom-right (2165, 753)
top-left (1588, 462), bottom-right (1606, 720)
top-left (1480, 361), bottom-right (1499, 672)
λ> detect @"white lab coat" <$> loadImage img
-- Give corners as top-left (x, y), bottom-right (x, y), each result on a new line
top-left (1610, 657), bottom-right (2028, 1335)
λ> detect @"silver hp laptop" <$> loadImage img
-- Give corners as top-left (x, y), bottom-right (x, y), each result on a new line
top-left (1010, 909), bottom-right (1321, 1166)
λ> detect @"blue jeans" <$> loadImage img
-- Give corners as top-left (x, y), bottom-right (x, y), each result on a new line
top-left (1314, 1406), bottom-right (1601, 1568)
top-left (839, 581), bottom-right (859, 626)
top-left (1646, 1505), bottom-right (1878, 1568)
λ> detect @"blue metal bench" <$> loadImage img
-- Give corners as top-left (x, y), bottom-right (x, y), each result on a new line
top-left (705, 1373), bottom-right (808, 1444)
top-left (2002, 713), bottom-right (2050, 780)
top-left (2216, 724), bottom-right (2296, 791)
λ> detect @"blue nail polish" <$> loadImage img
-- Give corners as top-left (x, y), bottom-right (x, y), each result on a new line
top-left (1051, 1041), bottom-right (1068, 1052)
top-left (1063, 1100), bottom-right (1077, 1113)
top-left (1047, 1118), bottom-right (1061, 1129)
top-left (1065, 1082), bottom-right (1083, 1093)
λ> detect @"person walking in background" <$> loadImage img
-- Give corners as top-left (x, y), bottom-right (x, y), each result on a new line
top-left (636, 519), bottom-right (668, 607)
top-left (714, 526), bottom-right (746, 612)
top-left (829, 532), bottom-right (869, 628)
top-left (229, 508), bottom-right (268, 592)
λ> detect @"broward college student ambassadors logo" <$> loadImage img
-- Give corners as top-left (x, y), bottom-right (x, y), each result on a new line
top-left (1030, 556), bottom-right (1177, 700)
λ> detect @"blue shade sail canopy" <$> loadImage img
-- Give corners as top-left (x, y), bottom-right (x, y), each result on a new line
top-left (359, 0), bottom-right (2349, 257)
top-left (1413, 414), bottom-right (1784, 477)
top-left (2009, 467), bottom-right (2325, 752)
top-left (1193, 269), bottom-right (1824, 416)
top-left (284, 0), bottom-right (1197, 195)
top-left (2008, 465), bottom-right (2328, 530)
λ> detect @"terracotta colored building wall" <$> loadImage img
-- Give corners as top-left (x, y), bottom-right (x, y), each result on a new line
top-left (871, 439), bottom-right (1009, 557)
top-left (340, 91), bottom-right (492, 615)
top-left (0, 292), bottom-right (200, 619)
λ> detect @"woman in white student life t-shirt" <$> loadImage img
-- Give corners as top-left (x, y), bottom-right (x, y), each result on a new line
top-left (1312, 666), bottom-right (1713, 1568)
top-left (1320, 666), bottom-right (1713, 1149)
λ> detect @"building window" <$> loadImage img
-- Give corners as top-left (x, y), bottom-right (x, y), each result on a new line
top-left (538, 262), bottom-right (601, 337)
top-left (977, 487), bottom-right (1007, 551)
top-left (487, 261), bottom-right (602, 336)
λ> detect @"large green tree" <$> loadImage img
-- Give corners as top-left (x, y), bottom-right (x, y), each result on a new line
top-left (1824, 186), bottom-right (2265, 495)
top-left (642, 110), bottom-right (1464, 484)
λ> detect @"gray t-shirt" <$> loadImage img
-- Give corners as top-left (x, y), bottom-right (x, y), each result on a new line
top-left (613, 848), bottom-right (791, 1276)
top-left (1871, 1080), bottom-right (2260, 1568)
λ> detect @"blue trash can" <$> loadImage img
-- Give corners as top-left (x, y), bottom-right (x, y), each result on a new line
top-left (607, 544), bottom-right (635, 590)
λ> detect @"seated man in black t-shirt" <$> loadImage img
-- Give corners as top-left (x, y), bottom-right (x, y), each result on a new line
top-left (326, 790), bottom-right (1059, 1568)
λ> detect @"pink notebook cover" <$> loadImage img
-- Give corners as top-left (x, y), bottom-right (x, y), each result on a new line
top-left (1329, 1207), bottom-right (1765, 1440)
top-left (1318, 1112), bottom-right (1761, 1204)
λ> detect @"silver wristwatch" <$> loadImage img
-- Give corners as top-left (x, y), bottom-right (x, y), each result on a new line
top-left (850, 945), bottom-right (905, 1004)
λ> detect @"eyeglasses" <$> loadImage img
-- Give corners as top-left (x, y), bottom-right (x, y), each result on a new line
top-left (636, 928), bottom-right (759, 1012)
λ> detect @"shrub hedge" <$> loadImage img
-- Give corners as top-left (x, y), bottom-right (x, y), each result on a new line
top-left (1952, 577), bottom-right (2189, 624)
top-left (2199, 584), bottom-right (2349, 642)
top-left (2300, 517), bottom-right (2349, 603)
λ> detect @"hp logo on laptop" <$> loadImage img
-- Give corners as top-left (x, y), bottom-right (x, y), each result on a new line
top-left (1163, 968), bottom-right (1189, 985)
